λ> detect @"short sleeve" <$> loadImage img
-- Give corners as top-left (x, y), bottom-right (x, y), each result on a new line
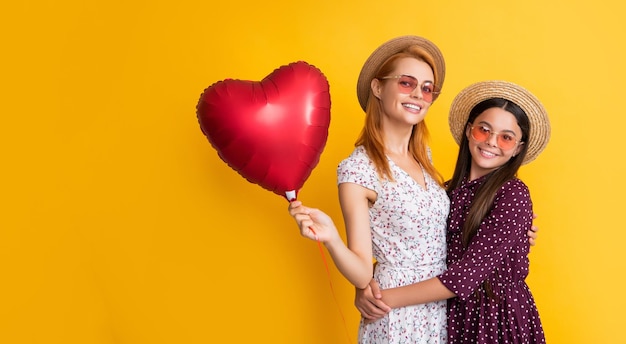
top-left (337, 146), bottom-right (379, 192)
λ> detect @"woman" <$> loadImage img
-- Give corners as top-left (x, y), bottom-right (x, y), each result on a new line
top-left (290, 35), bottom-right (449, 343)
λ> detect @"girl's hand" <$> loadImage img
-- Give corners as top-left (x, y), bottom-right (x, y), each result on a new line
top-left (355, 279), bottom-right (390, 321)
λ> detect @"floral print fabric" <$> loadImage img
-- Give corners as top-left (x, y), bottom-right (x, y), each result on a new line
top-left (338, 146), bottom-right (450, 344)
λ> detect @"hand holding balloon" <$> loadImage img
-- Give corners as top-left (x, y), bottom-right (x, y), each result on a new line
top-left (288, 200), bottom-right (341, 244)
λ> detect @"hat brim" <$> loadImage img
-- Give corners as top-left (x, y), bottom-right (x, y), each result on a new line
top-left (357, 36), bottom-right (446, 111)
top-left (448, 80), bottom-right (551, 165)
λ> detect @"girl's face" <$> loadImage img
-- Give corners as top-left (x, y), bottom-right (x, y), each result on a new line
top-left (371, 57), bottom-right (435, 127)
top-left (466, 107), bottom-right (524, 180)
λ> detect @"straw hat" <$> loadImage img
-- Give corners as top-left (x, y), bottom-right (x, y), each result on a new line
top-left (356, 35), bottom-right (446, 111)
top-left (448, 80), bottom-right (551, 165)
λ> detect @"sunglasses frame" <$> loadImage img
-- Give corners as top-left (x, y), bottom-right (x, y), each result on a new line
top-left (380, 75), bottom-right (440, 103)
top-left (468, 125), bottom-right (522, 150)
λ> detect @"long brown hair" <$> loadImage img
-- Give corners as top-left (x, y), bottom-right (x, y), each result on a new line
top-left (446, 98), bottom-right (530, 247)
top-left (355, 45), bottom-right (444, 186)
top-left (446, 98), bottom-right (530, 301)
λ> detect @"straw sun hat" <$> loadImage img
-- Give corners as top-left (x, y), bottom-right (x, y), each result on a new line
top-left (356, 35), bottom-right (446, 111)
top-left (448, 80), bottom-right (551, 165)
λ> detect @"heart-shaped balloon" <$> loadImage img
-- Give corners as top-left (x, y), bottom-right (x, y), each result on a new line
top-left (196, 61), bottom-right (331, 200)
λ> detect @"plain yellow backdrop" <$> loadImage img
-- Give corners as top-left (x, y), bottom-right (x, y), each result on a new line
top-left (2, 0), bottom-right (625, 343)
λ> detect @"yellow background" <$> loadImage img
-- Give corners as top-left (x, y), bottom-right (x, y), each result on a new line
top-left (2, 1), bottom-right (624, 343)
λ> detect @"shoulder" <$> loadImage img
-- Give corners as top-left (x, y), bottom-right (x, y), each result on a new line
top-left (337, 146), bottom-right (379, 185)
top-left (500, 178), bottom-right (530, 195)
top-left (338, 146), bottom-right (373, 171)
top-left (494, 178), bottom-right (531, 206)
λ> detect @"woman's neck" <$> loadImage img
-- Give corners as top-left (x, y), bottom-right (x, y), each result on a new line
top-left (382, 125), bottom-right (413, 156)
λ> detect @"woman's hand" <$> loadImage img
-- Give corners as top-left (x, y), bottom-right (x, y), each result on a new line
top-left (528, 213), bottom-right (539, 246)
top-left (355, 279), bottom-right (391, 322)
top-left (288, 200), bottom-right (340, 244)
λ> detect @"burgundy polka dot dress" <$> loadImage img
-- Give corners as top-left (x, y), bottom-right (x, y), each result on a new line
top-left (339, 146), bottom-right (449, 343)
top-left (439, 176), bottom-right (545, 343)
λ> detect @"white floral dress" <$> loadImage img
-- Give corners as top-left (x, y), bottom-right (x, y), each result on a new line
top-left (338, 146), bottom-right (450, 344)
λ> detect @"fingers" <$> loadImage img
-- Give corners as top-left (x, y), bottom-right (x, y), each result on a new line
top-left (529, 213), bottom-right (539, 247)
top-left (288, 200), bottom-right (304, 215)
top-left (530, 212), bottom-right (538, 232)
top-left (368, 298), bottom-right (391, 313)
top-left (293, 215), bottom-right (316, 238)
top-left (288, 201), bottom-right (317, 220)
top-left (528, 228), bottom-right (538, 247)
top-left (307, 208), bottom-right (333, 228)
top-left (369, 279), bottom-right (382, 299)
top-left (357, 300), bottom-right (389, 320)
top-left (354, 285), bottom-right (390, 320)
top-left (288, 201), bottom-right (317, 240)
top-left (295, 215), bottom-right (313, 229)
top-left (288, 201), bottom-right (311, 228)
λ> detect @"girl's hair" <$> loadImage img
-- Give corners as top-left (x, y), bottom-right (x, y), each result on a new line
top-left (355, 45), bottom-right (444, 186)
top-left (446, 98), bottom-right (530, 247)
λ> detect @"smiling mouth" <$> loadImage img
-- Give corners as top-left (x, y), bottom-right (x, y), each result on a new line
top-left (479, 148), bottom-right (497, 158)
top-left (403, 103), bottom-right (422, 111)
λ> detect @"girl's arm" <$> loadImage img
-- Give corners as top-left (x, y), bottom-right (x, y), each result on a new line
top-left (378, 180), bottom-right (532, 309)
top-left (355, 212), bottom-right (539, 316)
top-left (380, 277), bottom-right (456, 309)
top-left (288, 182), bottom-right (375, 289)
top-left (438, 181), bottom-right (533, 301)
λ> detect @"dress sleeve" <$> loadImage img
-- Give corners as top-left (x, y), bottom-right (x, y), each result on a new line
top-left (438, 179), bottom-right (533, 301)
top-left (337, 148), bottom-right (379, 192)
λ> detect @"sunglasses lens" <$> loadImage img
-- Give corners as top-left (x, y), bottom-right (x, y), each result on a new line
top-left (497, 135), bottom-right (517, 150)
top-left (471, 126), bottom-right (490, 141)
top-left (397, 76), bottom-right (417, 94)
top-left (471, 126), bottom-right (517, 150)
top-left (421, 83), bottom-right (436, 103)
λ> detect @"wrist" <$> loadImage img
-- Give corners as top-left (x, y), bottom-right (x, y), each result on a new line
top-left (323, 234), bottom-right (343, 248)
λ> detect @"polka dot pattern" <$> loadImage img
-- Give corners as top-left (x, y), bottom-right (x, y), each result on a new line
top-left (439, 176), bottom-right (545, 343)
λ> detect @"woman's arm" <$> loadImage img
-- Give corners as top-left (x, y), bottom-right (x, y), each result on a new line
top-left (332, 182), bottom-right (376, 289)
top-left (288, 182), bottom-right (375, 289)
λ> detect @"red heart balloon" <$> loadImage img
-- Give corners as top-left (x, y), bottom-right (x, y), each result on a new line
top-left (196, 61), bottom-right (331, 199)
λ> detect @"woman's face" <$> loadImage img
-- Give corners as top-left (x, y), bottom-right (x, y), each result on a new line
top-left (371, 57), bottom-right (435, 127)
top-left (465, 107), bottom-right (524, 180)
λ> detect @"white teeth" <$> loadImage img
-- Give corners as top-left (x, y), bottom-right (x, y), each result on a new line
top-left (403, 103), bottom-right (421, 111)
top-left (480, 149), bottom-right (496, 157)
